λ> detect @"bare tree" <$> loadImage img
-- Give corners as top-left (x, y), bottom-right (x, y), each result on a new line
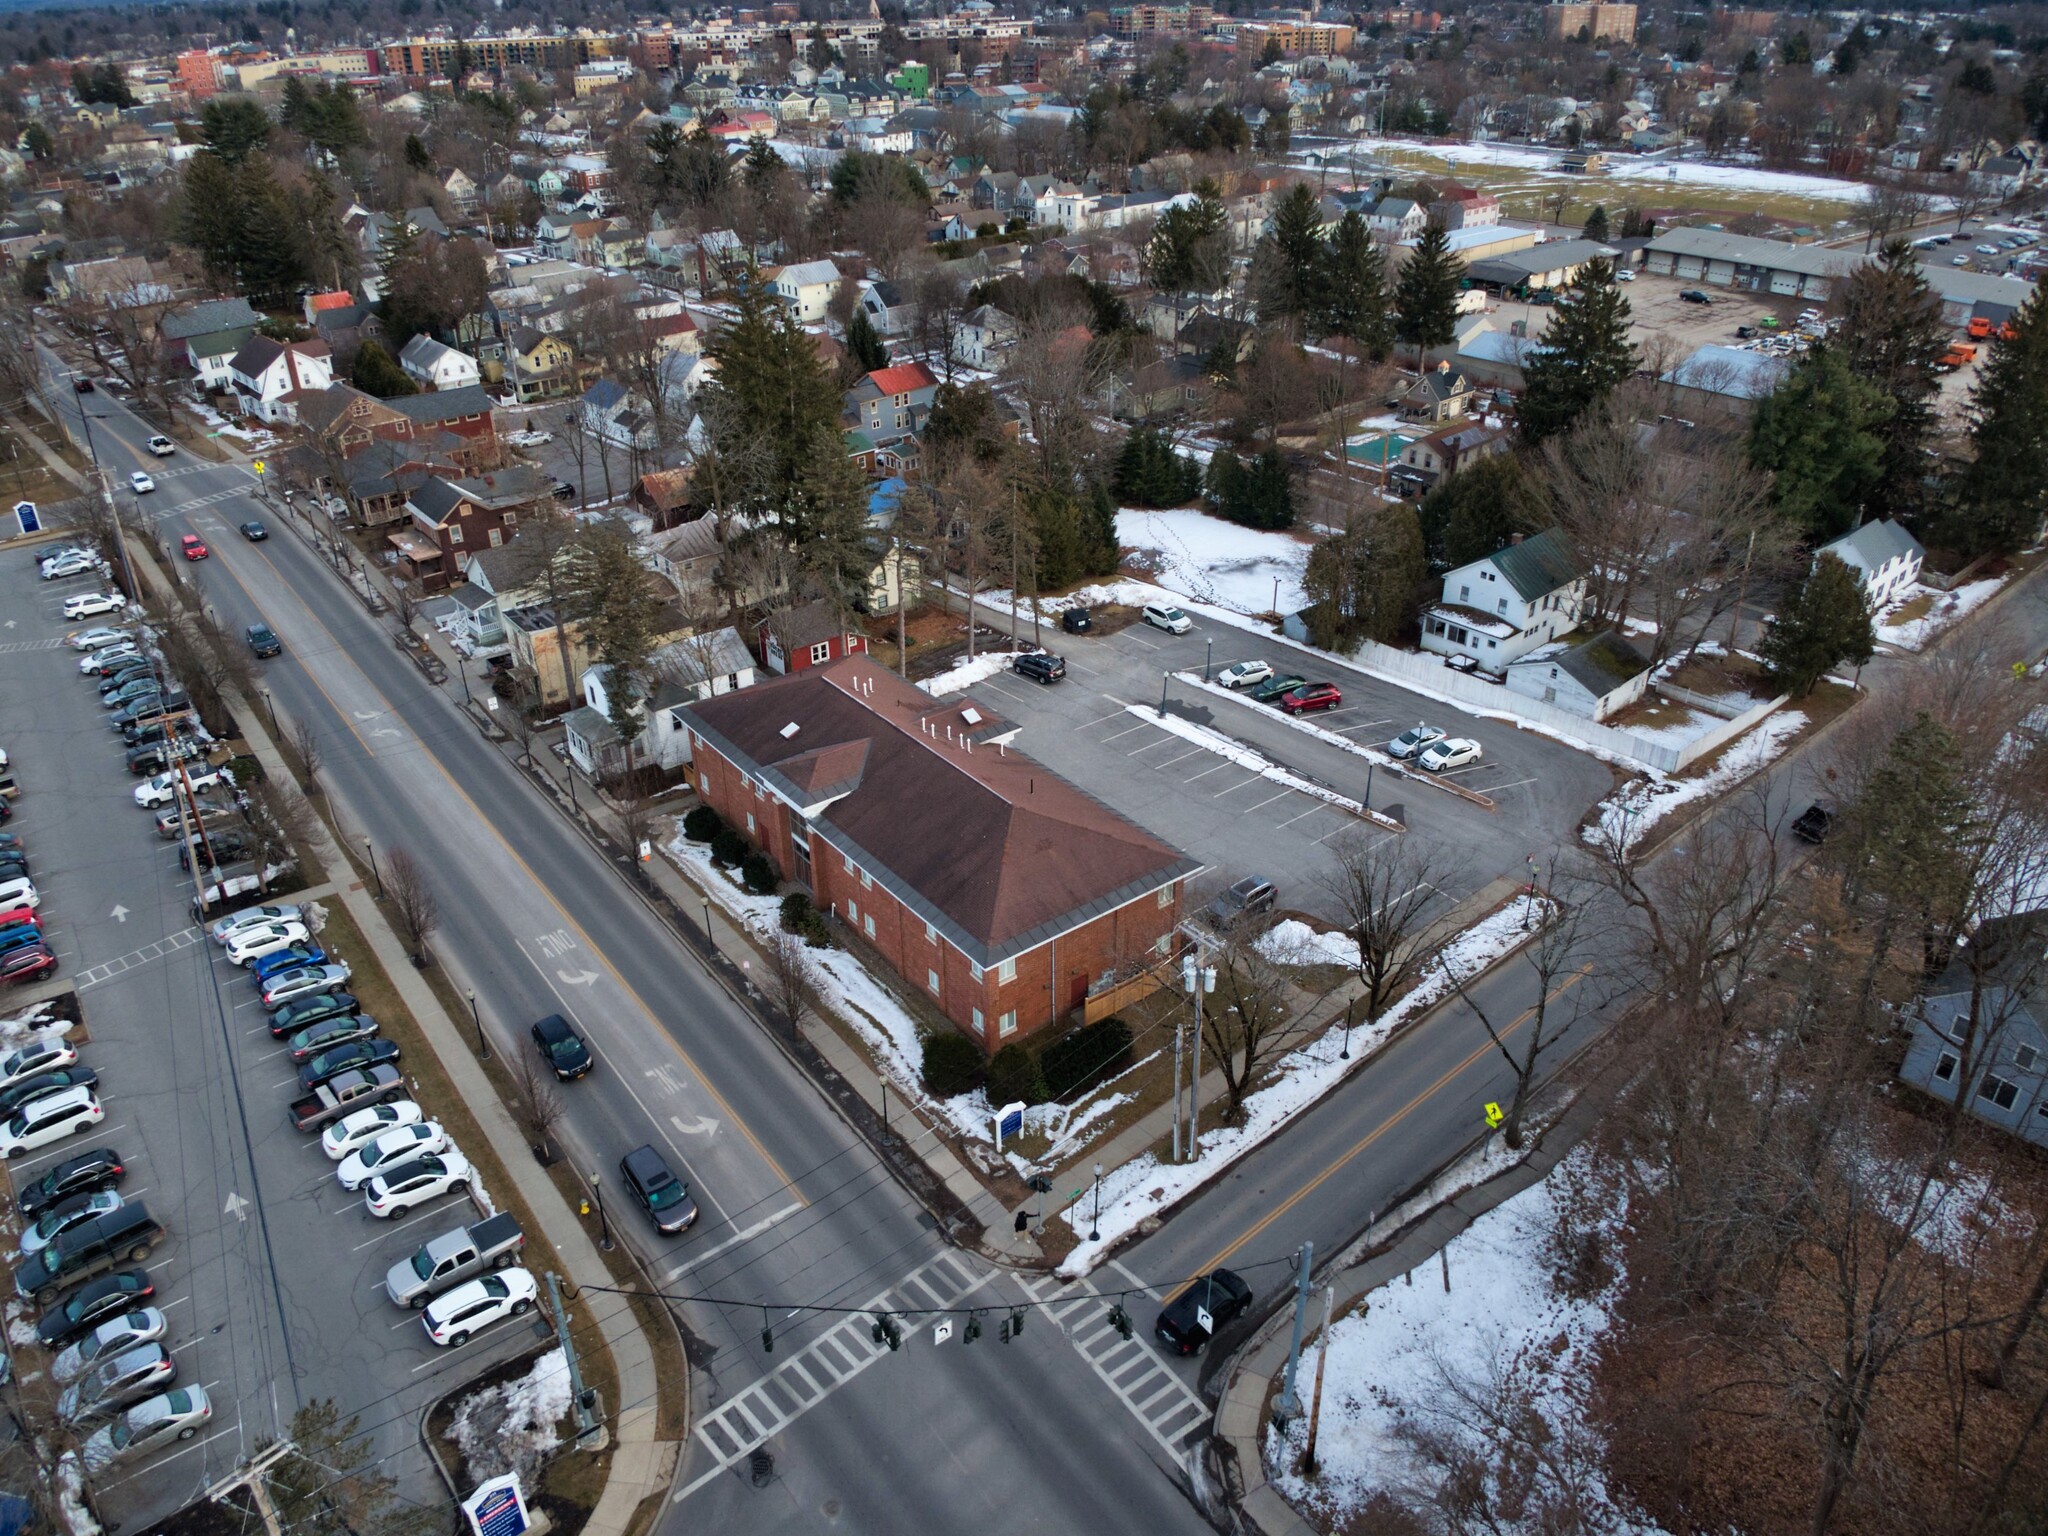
top-left (506, 1044), bottom-right (567, 1162)
top-left (383, 846), bottom-right (440, 965)
top-left (1200, 924), bottom-right (1332, 1121)
top-left (245, 778), bottom-right (322, 896)
top-left (391, 580), bottom-right (424, 637)
top-left (767, 929), bottom-right (817, 1035)
top-left (1318, 831), bottom-right (1465, 1027)
top-left (289, 716), bottom-right (322, 794)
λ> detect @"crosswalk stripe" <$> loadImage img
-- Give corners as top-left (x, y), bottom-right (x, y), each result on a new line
top-left (1018, 1272), bottom-right (1212, 1466)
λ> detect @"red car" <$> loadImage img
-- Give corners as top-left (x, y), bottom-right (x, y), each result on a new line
top-left (0, 943), bottom-right (57, 984)
top-left (179, 535), bottom-right (209, 562)
top-left (1276, 682), bottom-right (1342, 715)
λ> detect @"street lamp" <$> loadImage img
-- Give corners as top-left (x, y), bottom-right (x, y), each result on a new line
top-left (1339, 998), bottom-right (1354, 1060)
top-left (364, 837), bottom-right (384, 899)
top-left (1524, 858), bottom-right (1540, 930)
top-left (260, 687), bottom-right (276, 734)
top-left (702, 895), bottom-right (715, 955)
top-left (590, 1169), bottom-right (613, 1251)
top-left (1203, 636), bottom-right (1212, 683)
top-left (1089, 1161), bottom-right (1104, 1242)
top-left (466, 987), bottom-right (489, 1060)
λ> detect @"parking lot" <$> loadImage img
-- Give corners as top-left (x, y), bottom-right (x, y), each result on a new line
top-left (0, 540), bottom-right (527, 1524)
top-left (958, 605), bottom-right (1616, 925)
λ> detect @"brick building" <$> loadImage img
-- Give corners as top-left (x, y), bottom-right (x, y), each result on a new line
top-left (1543, 2), bottom-right (1637, 42)
top-left (681, 658), bottom-right (1198, 1046)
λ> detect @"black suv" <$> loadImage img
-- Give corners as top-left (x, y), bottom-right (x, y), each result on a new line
top-left (1013, 652), bottom-right (1066, 685)
top-left (619, 1144), bottom-right (699, 1234)
top-left (17, 1147), bottom-right (125, 1219)
top-left (531, 1014), bottom-right (593, 1080)
top-left (1154, 1268), bottom-right (1252, 1355)
top-left (1792, 803), bottom-right (1834, 844)
top-left (246, 624), bottom-right (282, 659)
top-left (17, 1202), bottom-right (164, 1307)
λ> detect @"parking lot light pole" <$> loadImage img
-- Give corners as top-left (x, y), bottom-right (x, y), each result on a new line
top-left (1203, 637), bottom-right (1212, 683)
top-left (1340, 998), bottom-right (1354, 1059)
top-left (363, 837), bottom-right (383, 899)
top-left (591, 1169), bottom-right (613, 1251)
top-left (466, 987), bottom-right (489, 1060)
top-left (1524, 858), bottom-right (1540, 930)
top-left (1363, 761), bottom-right (1374, 813)
top-left (1089, 1161), bottom-right (1103, 1242)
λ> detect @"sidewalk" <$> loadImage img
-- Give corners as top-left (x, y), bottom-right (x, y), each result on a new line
top-left (129, 548), bottom-right (676, 1536)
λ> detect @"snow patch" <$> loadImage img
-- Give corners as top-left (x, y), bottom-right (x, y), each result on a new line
top-left (1308, 136), bottom-right (1880, 203)
top-left (1132, 706), bottom-right (1373, 818)
top-left (919, 647), bottom-right (1031, 698)
top-left (444, 1348), bottom-right (574, 1482)
top-left (1585, 709), bottom-right (1807, 853)
top-left (57, 1453), bottom-right (101, 1536)
top-left (1257, 919), bottom-right (1360, 970)
top-left (1874, 577), bottom-right (2005, 651)
top-left (1115, 508), bottom-right (1309, 616)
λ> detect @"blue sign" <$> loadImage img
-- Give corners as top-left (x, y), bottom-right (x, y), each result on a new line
top-left (463, 1476), bottom-right (529, 1536)
top-left (13, 501), bottom-right (37, 534)
top-left (999, 1108), bottom-right (1023, 1140)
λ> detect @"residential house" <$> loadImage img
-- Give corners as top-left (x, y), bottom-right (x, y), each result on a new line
top-left (507, 327), bottom-right (577, 403)
top-left (1817, 519), bottom-right (1925, 611)
top-left (1391, 420), bottom-right (1513, 493)
top-left (397, 335), bottom-right (482, 392)
top-left (953, 304), bottom-right (1018, 370)
top-left (298, 383), bottom-right (501, 479)
top-left (227, 336), bottom-right (333, 425)
top-left (856, 279), bottom-right (915, 336)
top-left (578, 378), bottom-right (659, 453)
top-left (1429, 184), bottom-right (1502, 229)
top-left (159, 297), bottom-right (264, 391)
top-left (766, 259), bottom-right (843, 322)
top-left (758, 599), bottom-right (869, 674)
top-left (1400, 362), bottom-right (1476, 424)
top-left (566, 628), bottom-right (757, 775)
top-left (1421, 528), bottom-right (1586, 671)
top-left (311, 436), bottom-right (465, 528)
top-left (972, 169), bottom-right (1023, 213)
top-left (678, 656), bottom-right (1199, 1044)
top-left (1505, 630), bottom-right (1652, 721)
top-left (845, 361), bottom-right (940, 437)
top-left (534, 213), bottom-right (582, 262)
top-left (441, 167), bottom-right (478, 213)
top-left (633, 469), bottom-right (695, 528)
top-left (396, 465), bottom-right (552, 590)
top-left (1367, 197), bottom-right (1428, 242)
top-left (1898, 931), bottom-right (2048, 1149)
top-left (501, 601), bottom-right (595, 710)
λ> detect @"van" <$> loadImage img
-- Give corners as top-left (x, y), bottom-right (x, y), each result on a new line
top-left (16, 1202), bottom-right (163, 1307)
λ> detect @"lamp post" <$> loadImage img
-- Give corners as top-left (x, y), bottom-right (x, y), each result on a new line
top-left (1203, 636), bottom-right (1212, 682)
top-left (466, 987), bottom-right (488, 1060)
top-left (1524, 857), bottom-right (1539, 930)
top-left (702, 895), bottom-right (715, 955)
top-left (590, 1169), bottom-right (613, 1251)
top-left (1089, 1161), bottom-right (1104, 1242)
top-left (364, 837), bottom-right (383, 899)
top-left (1339, 998), bottom-right (1354, 1059)
top-left (260, 688), bottom-right (276, 734)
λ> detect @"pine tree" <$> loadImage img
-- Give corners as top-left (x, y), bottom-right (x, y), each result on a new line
top-left (1948, 283), bottom-right (2048, 557)
top-left (1417, 453), bottom-right (1534, 569)
top-left (1581, 204), bottom-right (1610, 242)
top-left (199, 97), bottom-right (271, 165)
top-left (1083, 481), bottom-right (1122, 576)
top-left (1214, 447), bottom-right (1296, 531)
top-left (1302, 501), bottom-right (1426, 647)
top-left (1747, 343), bottom-right (1892, 539)
top-left (403, 133), bottom-right (432, 173)
top-left (1253, 183), bottom-right (1327, 329)
top-left (1516, 259), bottom-right (1639, 444)
top-left (1146, 179), bottom-right (1230, 295)
top-left (1394, 222), bottom-right (1465, 369)
top-left (846, 308), bottom-right (889, 373)
top-left (177, 150), bottom-right (242, 283)
top-left (1758, 553), bottom-right (1875, 696)
top-left (1834, 239), bottom-right (1949, 527)
top-left (742, 134), bottom-right (783, 190)
top-left (1319, 210), bottom-right (1392, 360)
top-left (351, 340), bottom-right (416, 398)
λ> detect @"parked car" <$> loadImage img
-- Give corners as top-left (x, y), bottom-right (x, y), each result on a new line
top-left (383, 1213), bottom-right (524, 1309)
top-left (127, 473), bottom-right (155, 494)
top-left (81, 1386), bottom-right (211, 1471)
top-left (364, 1152), bottom-right (474, 1218)
top-left (35, 1272), bottom-right (157, 1350)
top-left (1012, 652), bottom-right (1066, 684)
top-left (1249, 673), bottom-right (1307, 705)
top-left (1059, 606), bottom-right (1093, 634)
top-left (78, 644), bottom-right (139, 675)
top-left (263, 964), bottom-right (352, 1008)
top-left (1678, 289), bottom-right (1712, 304)
top-left (146, 435), bottom-right (175, 456)
top-left (1417, 737), bottom-right (1483, 773)
top-left (178, 535), bottom-right (208, 562)
top-left (42, 552), bottom-right (105, 581)
top-left (248, 943), bottom-right (326, 984)
top-left (287, 1014), bottom-right (378, 1064)
top-left (211, 904), bottom-right (302, 944)
top-left (18, 1148), bottom-right (125, 1220)
top-left (1, 1086), bottom-right (105, 1165)
top-left (1208, 876), bottom-right (1277, 929)
top-left (1276, 682), bottom-right (1341, 715)
top-left (20, 1190), bottom-right (123, 1258)
top-left (0, 1066), bottom-right (97, 1118)
top-left (72, 377), bottom-right (92, 392)
top-left (336, 1123), bottom-right (447, 1191)
top-left (298, 1038), bottom-right (400, 1091)
top-left (67, 626), bottom-right (130, 652)
top-left (178, 830), bottom-right (249, 871)
top-left (1, 1039), bottom-right (77, 1091)
top-left (1141, 602), bottom-right (1192, 634)
top-left (63, 592), bottom-right (128, 621)
top-left (155, 802), bottom-right (238, 841)
top-left (1215, 659), bottom-right (1273, 690)
top-left (0, 943), bottom-right (57, 985)
top-left (1793, 803), bottom-right (1835, 844)
top-left (321, 1099), bottom-right (424, 1160)
top-left (0, 880), bottom-right (38, 913)
top-left (1154, 1268), bottom-right (1252, 1355)
top-left (245, 623), bottom-right (281, 658)
top-left (51, 1308), bottom-right (165, 1385)
top-left (58, 1341), bottom-right (174, 1425)
top-left (619, 1144), bottom-right (698, 1234)
top-left (271, 992), bottom-right (361, 1040)
top-left (240, 521), bottom-right (268, 542)
top-left (421, 1269), bottom-right (537, 1347)
top-left (1387, 723), bottom-right (1446, 759)
top-left (223, 922), bottom-right (312, 966)
top-left (530, 1014), bottom-right (593, 1081)
top-left (15, 1200), bottom-right (162, 1306)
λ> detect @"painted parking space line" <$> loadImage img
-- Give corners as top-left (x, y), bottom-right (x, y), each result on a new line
top-left (1126, 735), bottom-right (1178, 756)
top-left (11, 1124), bottom-right (129, 1171)
top-left (1211, 776), bottom-right (1263, 797)
top-left (1153, 746), bottom-right (1207, 769)
top-left (1481, 776), bottom-right (1539, 794)
top-left (1074, 706), bottom-right (1130, 731)
top-left (1244, 788), bottom-right (1294, 812)
top-left (74, 926), bottom-right (205, 991)
top-left (1277, 803), bottom-right (1327, 829)
top-left (1100, 721), bottom-right (1156, 743)
top-left (1183, 760), bottom-right (1234, 783)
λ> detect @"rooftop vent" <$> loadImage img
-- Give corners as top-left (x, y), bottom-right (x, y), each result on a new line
top-left (779, 722), bottom-right (801, 739)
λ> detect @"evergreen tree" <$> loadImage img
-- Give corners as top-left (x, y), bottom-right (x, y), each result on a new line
top-left (845, 308), bottom-right (889, 373)
top-left (199, 97), bottom-right (271, 165)
top-left (1516, 259), bottom-right (1639, 444)
top-left (1581, 204), bottom-right (1610, 242)
top-left (1747, 343), bottom-right (1891, 539)
top-left (742, 134), bottom-right (784, 191)
top-left (1318, 210), bottom-right (1392, 360)
top-left (1209, 448), bottom-right (1295, 530)
top-left (1416, 453), bottom-right (1535, 569)
top-left (1083, 481), bottom-right (1121, 576)
top-left (1948, 283), bottom-right (2048, 557)
top-left (20, 122), bottom-right (51, 161)
top-left (1252, 183), bottom-right (1327, 329)
top-left (1113, 426), bottom-right (1200, 507)
top-left (1301, 501), bottom-right (1427, 647)
top-left (177, 150), bottom-right (242, 282)
top-left (1758, 553), bottom-right (1875, 696)
top-left (1834, 239), bottom-right (1949, 527)
top-left (403, 133), bottom-right (432, 173)
top-left (1146, 179), bottom-right (1230, 295)
top-left (1394, 222), bottom-right (1465, 368)
top-left (577, 521), bottom-right (665, 758)
top-left (351, 340), bottom-right (416, 397)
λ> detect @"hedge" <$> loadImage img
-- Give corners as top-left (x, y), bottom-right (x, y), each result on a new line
top-left (683, 805), bottom-right (722, 842)
top-left (709, 827), bottom-right (748, 867)
top-left (741, 852), bottom-right (778, 895)
top-left (921, 1032), bottom-right (985, 1098)
top-left (987, 1042), bottom-right (1048, 1107)
top-left (1040, 1016), bottom-right (1133, 1100)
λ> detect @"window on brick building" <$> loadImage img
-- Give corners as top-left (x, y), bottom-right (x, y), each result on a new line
top-left (1157, 884), bottom-right (1174, 907)
top-left (864, 914), bottom-right (875, 938)
top-left (927, 969), bottom-right (940, 993)
top-left (996, 958), bottom-right (1015, 985)
top-left (998, 1010), bottom-right (1016, 1037)
top-left (1154, 935), bottom-right (1171, 955)
top-left (969, 962), bottom-right (983, 983)
top-left (848, 898), bottom-right (860, 924)
top-left (860, 870), bottom-right (871, 890)
top-left (971, 1008), bottom-right (984, 1033)
top-left (924, 922), bottom-right (938, 944)
top-left (745, 812), bottom-right (755, 833)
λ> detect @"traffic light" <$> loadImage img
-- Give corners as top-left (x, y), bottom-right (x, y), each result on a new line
top-left (871, 1312), bottom-right (902, 1351)
top-left (761, 1308), bottom-right (774, 1354)
top-left (999, 1307), bottom-right (1025, 1343)
top-left (963, 1310), bottom-right (983, 1344)
top-left (1107, 1300), bottom-right (1133, 1340)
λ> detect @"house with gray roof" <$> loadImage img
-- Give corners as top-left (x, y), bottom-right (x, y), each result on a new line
top-left (1898, 922), bottom-right (2048, 1149)
top-left (1506, 630), bottom-right (1652, 721)
top-left (1422, 527), bottom-right (1585, 671)
top-left (1817, 519), bottom-right (1924, 610)
top-left (160, 297), bottom-right (264, 390)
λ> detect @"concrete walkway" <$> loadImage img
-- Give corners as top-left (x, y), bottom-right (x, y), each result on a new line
top-left (129, 544), bottom-right (676, 1536)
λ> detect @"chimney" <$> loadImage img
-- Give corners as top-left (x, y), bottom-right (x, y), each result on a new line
top-left (1437, 358), bottom-right (1450, 373)
top-left (1510, 531), bottom-right (1524, 545)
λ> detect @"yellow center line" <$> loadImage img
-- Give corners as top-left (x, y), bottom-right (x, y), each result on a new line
top-left (1163, 962), bottom-right (1593, 1304)
top-left (208, 535), bottom-right (804, 1201)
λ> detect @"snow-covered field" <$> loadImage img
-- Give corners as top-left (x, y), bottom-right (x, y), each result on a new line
top-left (1585, 708), bottom-right (1807, 853)
top-left (1266, 1149), bottom-right (1658, 1534)
top-left (1875, 577), bottom-right (2005, 651)
top-left (444, 1348), bottom-right (574, 1482)
top-left (1057, 896), bottom-right (1549, 1277)
top-left (1116, 508), bottom-right (1309, 616)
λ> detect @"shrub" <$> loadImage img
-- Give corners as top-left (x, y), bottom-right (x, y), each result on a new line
top-left (683, 805), bottom-right (722, 843)
top-left (779, 891), bottom-right (813, 932)
top-left (986, 1042), bottom-right (1048, 1107)
top-left (921, 1031), bottom-right (985, 1098)
top-left (709, 827), bottom-right (747, 867)
top-left (1039, 1016), bottom-right (1133, 1100)
top-left (741, 853), bottom-right (778, 895)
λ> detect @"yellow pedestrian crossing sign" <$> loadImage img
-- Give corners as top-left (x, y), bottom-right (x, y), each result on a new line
top-left (252, 460), bottom-right (265, 474)
top-left (1484, 1102), bottom-right (1504, 1129)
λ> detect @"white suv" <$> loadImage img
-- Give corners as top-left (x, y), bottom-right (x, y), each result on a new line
top-left (1142, 602), bottom-right (1192, 634)
top-left (0, 1085), bottom-right (104, 1159)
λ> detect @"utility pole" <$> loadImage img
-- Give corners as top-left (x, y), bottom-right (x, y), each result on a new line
top-left (1184, 954), bottom-right (1213, 1159)
top-left (546, 1273), bottom-right (604, 1446)
top-left (1171, 1009), bottom-right (1184, 1163)
top-left (1301, 1285), bottom-right (1340, 1476)
top-left (204, 1440), bottom-right (297, 1536)
top-left (1274, 1241), bottom-right (1314, 1425)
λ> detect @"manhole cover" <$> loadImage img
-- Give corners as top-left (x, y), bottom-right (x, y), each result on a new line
top-left (749, 1449), bottom-right (774, 1487)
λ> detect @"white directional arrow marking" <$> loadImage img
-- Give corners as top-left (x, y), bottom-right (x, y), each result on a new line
top-left (370, 728), bottom-right (402, 741)
top-left (557, 969), bottom-right (600, 986)
top-left (671, 1114), bottom-right (720, 1137)
top-left (223, 1192), bottom-right (250, 1221)
top-left (2, 620), bottom-right (14, 629)
top-left (352, 710), bottom-right (381, 721)
top-left (109, 904), bottom-right (129, 922)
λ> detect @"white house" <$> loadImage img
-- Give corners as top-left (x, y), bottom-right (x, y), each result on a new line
top-left (855, 278), bottom-right (915, 336)
top-left (397, 335), bottom-right (482, 392)
top-left (766, 259), bottom-right (842, 322)
top-left (1505, 630), bottom-right (1652, 722)
top-left (952, 304), bottom-right (1018, 370)
top-left (226, 336), bottom-right (333, 425)
top-left (1368, 197), bottom-right (1428, 242)
top-left (1816, 519), bottom-right (1925, 610)
top-left (1420, 528), bottom-right (1585, 671)
top-left (570, 629), bottom-right (756, 774)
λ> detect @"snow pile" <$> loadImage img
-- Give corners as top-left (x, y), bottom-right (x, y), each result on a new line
top-left (1264, 1151), bottom-right (1657, 1535)
top-left (1875, 577), bottom-right (2004, 651)
top-left (1307, 136), bottom-right (1878, 203)
top-left (919, 647), bottom-right (1029, 698)
top-left (1257, 919), bottom-right (1360, 970)
top-left (56, 1453), bottom-right (101, 1536)
top-left (1115, 508), bottom-right (1309, 615)
top-left (6, 1300), bottom-right (41, 1349)
top-left (444, 1348), bottom-right (574, 1482)
top-left (0, 1002), bottom-right (61, 1046)
top-left (1057, 896), bottom-right (1548, 1276)
top-left (1586, 709), bottom-right (1806, 854)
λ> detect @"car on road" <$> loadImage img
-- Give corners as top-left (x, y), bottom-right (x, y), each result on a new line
top-left (1793, 803), bottom-right (1835, 844)
top-left (1276, 682), bottom-right (1342, 715)
top-left (1215, 659), bottom-right (1273, 690)
top-left (127, 472), bottom-right (155, 494)
top-left (298, 1038), bottom-right (400, 1091)
top-left (81, 1386), bottom-right (211, 1471)
top-left (58, 1341), bottom-right (174, 1426)
top-left (222, 921), bottom-right (312, 966)
top-left (1141, 602), bottom-right (1192, 635)
top-left (0, 1065), bottom-right (97, 1118)
top-left (1679, 289), bottom-right (1712, 304)
top-left (72, 377), bottom-right (92, 392)
top-left (1208, 876), bottom-right (1277, 929)
top-left (337, 1123), bottom-right (447, 1191)
top-left (530, 1013), bottom-right (593, 1081)
top-left (271, 991), bottom-right (360, 1040)
top-left (18, 1148), bottom-right (125, 1220)
top-left (63, 592), bottom-right (128, 621)
top-left (1, 1038), bottom-right (77, 1091)
top-left (1060, 606), bottom-right (1093, 634)
top-left (619, 1144), bottom-right (698, 1234)
top-left (51, 1308), bottom-right (165, 1385)
top-left (421, 1269), bottom-right (538, 1347)
top-left (321, 1100), bottom-right (423, 1160)
top-left (1417, 737), bottom-right (1483, 773)
top-left (146, 435), bottom-right (175, 456)
top-left (1, 943), bottom-right (57, 985)
top-left (1154, 1268), bottom-right (1252, 1355)
top-left (245, 622), bottom-right (282, 657)
top-left (287, 1013), bottom-right (377, 1064)
top-left (35, 1271), bottom-right (156, 1350)
top-left (1012, 652), bottom-right (1066, 684)
top-left (364, 1151), bottom-right (474, 1218)
top-left (1, 1085), bottom-right (104, 1161)
top-left (178, 534), bottom-right (208, 561)
top-left (1249, 673), bottom-right (1307, 705)
top-left (1387, 723), bottom-right (1446, 759)
top-left (262, 963), bottom-right (352, 1008)
top-left (240, 521), bottom-right (268, 541)
top-left (68, 626), bottom-right (130, 651)
top-left (20, 1190), bottom-right (123, 1257)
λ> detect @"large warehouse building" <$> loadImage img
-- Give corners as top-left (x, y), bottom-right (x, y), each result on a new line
top-left (1643, 227), bottom-right (2036, 323)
